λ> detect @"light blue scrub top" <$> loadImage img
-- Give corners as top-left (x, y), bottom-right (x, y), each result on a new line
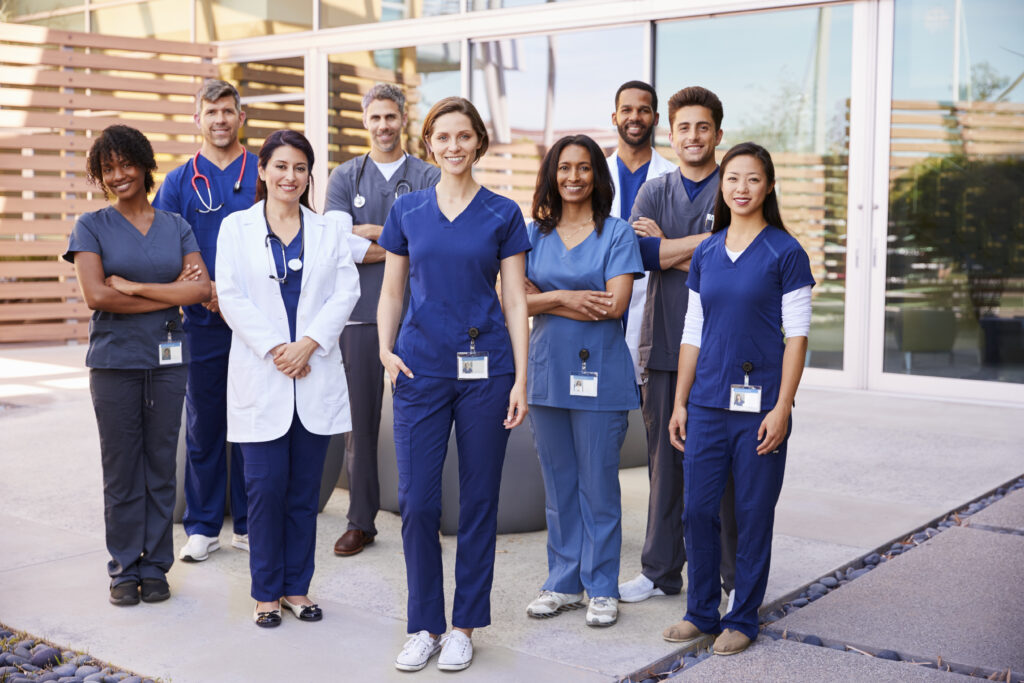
top-left (526, 217), bottom-right (643, 411)
top-left (379, 186), bottom-right (531, 379)
top-left (686, 227), bottom-right (815, 412)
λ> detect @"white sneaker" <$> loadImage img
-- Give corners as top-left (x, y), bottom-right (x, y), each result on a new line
top-left (437, 630), bottom-right (473, 671)
top-left (395, 630), bottom-right (441, 672)
top-left (526, 590), bottom-right (585, 618)
top-left (231, 533), bottom-right (249, 552)
top-left (586, 596), bottom-right (618, 627)
top-left (617, 574), bottom-right (666, 603)
top-left (178, 534), bottom-right (220, 562)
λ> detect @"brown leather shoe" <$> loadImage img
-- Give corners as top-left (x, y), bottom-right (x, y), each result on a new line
top-left (713, 628), bottom-right (752, 656)
top-left (333, 529), bottom-right (374, 556)
top-left (662, 620), bottom-right (712, 644)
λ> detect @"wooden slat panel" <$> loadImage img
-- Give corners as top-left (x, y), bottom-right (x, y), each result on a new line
top-left (2, 66), bottom-right (201, 97)
top-left (0, 261), bottom-right (75, 277)
top-left (0, 22), bottom-right (215, 58)
top-left (0, 88), bottom-right (194, 116)
top-left (0, 219), bottom-right (73, 236)
top-left (957, 101), bottom-right (1024, 113)
top-left (0, 45), bottom-right (216, 78)
top-left (0, 196), bottom-right (107, 212)
top-left (0, 133), bottom-right (198, 155)
top-left (891, 100), bottom-right (948, 111)
top-left (956, 113), bottom-right (1024, 129)
top-left (0, 301), bottom-right (91, 322)
top-left (0, 240), bottom-right (68, 257)
top-left (892, 113), bottom-right (955, 126)
top-left (0, 154), bottom-right (85, 172)
top-left (475, 157), bottom-right (541, 172)
top-left (889, 127), bottom-right (960, 141)
top-left (246, 107), bottom-right (305, 124)
top-left (238, 67), bottom-right (304, 88)
top-left (890, 142), bottom-right (961, 154)
top-left (0, 175), bottom-right (95, 193)
top-left (0, 321), bottom-right (88, 342)
top-left (962, 128), bottom-right (1024, 143)
top-left (965, 142), bottom-right (1024, 156)
top-left (0, 281), bottom-right (81, 300)
top-left (0, 111), bottom-right (197, 136)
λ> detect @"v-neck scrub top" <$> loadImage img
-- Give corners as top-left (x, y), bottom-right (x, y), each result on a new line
top-left (686, 227), bottom-right (815, 411)
top-left (63, 206), bottom-right (200, 369)
top-left (526, 217), bottom-right (643, 411)
top-left (378, 186), bottom-right (530, 378)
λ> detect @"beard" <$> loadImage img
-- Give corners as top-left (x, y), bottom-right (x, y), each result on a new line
top-left (617, 120), bottom-right (653, 148)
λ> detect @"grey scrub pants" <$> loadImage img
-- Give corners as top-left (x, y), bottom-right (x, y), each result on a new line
top-left (641, 368), bottom-right (737, 595)
top-left (89, 365), bottom-right (187, 586)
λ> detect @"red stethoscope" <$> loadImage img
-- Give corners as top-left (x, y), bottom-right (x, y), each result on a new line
top-left (190, 150), bottom-right (247, 213)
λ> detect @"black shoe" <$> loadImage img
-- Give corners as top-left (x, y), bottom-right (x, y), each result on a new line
top-left (281, 597), bottom-right (323, 622)
top-left (140, 578), bottom-right (170, 603)
top-left (253, 606), bottom-right (282, 628)
top-left (109, 581), bottom-right (140, 606)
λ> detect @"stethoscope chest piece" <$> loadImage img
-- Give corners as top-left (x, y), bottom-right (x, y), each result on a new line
top-left (353, 194), bottom-right (366, 208)
top-left (288, 258), bottom-right (303, 271)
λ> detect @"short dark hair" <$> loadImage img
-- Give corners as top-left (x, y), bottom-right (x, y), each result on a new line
top-left (614, 81), bottom-right (658, 113)
top-left (712, 141), bottom-right (787, 234)
top-left (256, 129), bottom-right (316, 209)
top-left (667, 86), bottom-right (723, 131)
top-left (531, 135), bottom-right (613, 236)
top-left (421, 97), bottom-right (489, 162)
top-left (86, 125), bottom-right (157, 198)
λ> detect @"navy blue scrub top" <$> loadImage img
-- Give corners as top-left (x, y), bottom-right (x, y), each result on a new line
top-left (63, 206), bottom-right (200, 369)
top-left (378, 186), bottom-right (531, 379)
top-left (686, 227), bottom-right (815, 412)
top-left (526, 217), bottom-right (643, 411)
top-left (269, 226), bottom-right (304, 342)
top-left (152, 150), bottom-right (259, 328)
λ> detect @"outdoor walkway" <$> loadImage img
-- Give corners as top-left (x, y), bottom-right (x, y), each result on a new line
top-left (0, 343), bottom-right (1021, 682)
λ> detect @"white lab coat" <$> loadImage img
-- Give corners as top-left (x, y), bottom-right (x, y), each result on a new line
top-left (606, 149), bottom-right (678, 384)
top-left (216, 201), bottom-right (360, 443)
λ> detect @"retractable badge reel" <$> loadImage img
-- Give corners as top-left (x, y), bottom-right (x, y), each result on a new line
top-left (457, 327), bottom-right (489, 380)
top-left (569, 348), bottom-right (599, 397)
top-left (729, 361), bottom-right (761, 412)
top-left (158, 320), bottom-right (183, 366)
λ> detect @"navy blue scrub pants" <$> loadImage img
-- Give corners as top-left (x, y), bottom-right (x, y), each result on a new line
top-left (393, 373), bottom-right (514, 635)
top-left (682, 404), bottom-right (789, 641)
top-left (528, 406), bottom-right (628, 598)
top-left (238, 411), bottom-right (330, 602)
top-left (182, 324), bottom-right (248, 537)
top-left (89, 366), bottom-right (187, 586)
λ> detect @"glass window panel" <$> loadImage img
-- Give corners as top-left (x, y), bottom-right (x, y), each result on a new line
top-left (197, 0), bottom-right (312, 42)
top-left (226, 58), bottom-right (307, 152)
top-left (321, 0), bottom-right (457, 29)
top-left (886, 0), bottom-right (1024, 383)
top-left (91, 0), bottom-right (191, 40)
top-left (5, 0), bottom-right (83, 14)
top-left (22, 13), bottom-right (86, 31)
top-left (469, 0), bottom-right (586, 10)
top-left (656, 7), bottom-right (854, 371)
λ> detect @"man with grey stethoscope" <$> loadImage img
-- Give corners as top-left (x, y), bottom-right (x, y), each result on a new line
top-left (153, 79), bottom-right (259, 563)
top-left (324, 83), bottom-right (440, 557)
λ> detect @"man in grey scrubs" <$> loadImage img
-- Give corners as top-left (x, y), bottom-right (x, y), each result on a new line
top-left (325, 84), bottom-right (440, 557)
top-left (618, 86), bottom-right (738, 617)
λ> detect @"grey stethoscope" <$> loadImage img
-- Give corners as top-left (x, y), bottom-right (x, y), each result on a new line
top-left (264, 203), bottom-right (304, 284)
top-left (352, 153), bottom-right (412, 209)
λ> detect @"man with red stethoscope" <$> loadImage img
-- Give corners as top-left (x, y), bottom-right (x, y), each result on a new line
top-left (153, 79), bottom-right (259, 563)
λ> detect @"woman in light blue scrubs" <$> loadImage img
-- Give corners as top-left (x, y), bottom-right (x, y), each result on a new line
top-left (664, 142), bottom-right (814, 655)
top-left (378, 97), bottom-right (530, 673)
top-left (64, 125), bottom-right (211, 606)
top-left (522, 135), bottom-right (642, 628)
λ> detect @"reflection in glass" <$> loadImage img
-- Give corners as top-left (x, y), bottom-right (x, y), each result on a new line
top-left (91, 0), bottom-right (191, 40)
top-left (226, 58), bottom-right (306, 154)
top-left (886, 0), bottom-right (1024, 382)
top-left (24, 13), bottom-right (86, 31)
top-left (197, 0), bottom-right (312, 41)
top-left (656, 7), bottom-right (853, 370)
top-left (321, 0), bottom-right (458, 29)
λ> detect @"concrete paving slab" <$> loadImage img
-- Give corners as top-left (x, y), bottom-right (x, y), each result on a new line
top-left (767, 526), bottom-right (1024, 677)
top-left (965, 489), bottom-right (1024, 534)
top-left (0, 514), bottom-right (104, 573)
top-left (675, 638), bottom-right (969, 682)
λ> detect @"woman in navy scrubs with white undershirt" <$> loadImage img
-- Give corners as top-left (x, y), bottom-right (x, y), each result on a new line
top-left (664, 142), bottom-right (814, 655)
top-left (378, 96), bottom-right (529, 673)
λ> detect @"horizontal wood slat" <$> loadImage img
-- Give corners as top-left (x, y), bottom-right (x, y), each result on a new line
top-left (0, 219), bottom-right (74, 236)
top-left (0, 261), bottom-right (76, 278)
top-left (0, 45), bottom-right (216, 78)
top-left (0, 89), bottom-right (195, 116)
top-left (0, 301), bottom-right (91, 322)
top-left (0, 110), bottom-right (198, 137)
top-left (0, 322), bottom-right (89, 343)
top-left (0, 281), bottom-right (81, 300)
top-left (2, 66), bottom-right (202, 97)
top-left (1, 22), bottom-right (215, 58)
top-left (0, 196), bottom-right (108, 213)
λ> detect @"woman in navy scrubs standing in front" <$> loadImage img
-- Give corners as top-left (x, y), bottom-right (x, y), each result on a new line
top-left (377, 96), bottom-right (530, 673)
top-left (64, 125), bottom-right (211, 606)
top-left (664, 142), bottom-right (814, 655)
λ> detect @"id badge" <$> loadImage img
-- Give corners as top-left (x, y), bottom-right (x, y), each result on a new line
top-left (159, 341), bottom-right (183, 366)
top-left (457, 352), bottom-right (489, 380)
top-left (729, 384), bottom-right (761, 412)
top-left (569, 372), bottom-right (598, 397)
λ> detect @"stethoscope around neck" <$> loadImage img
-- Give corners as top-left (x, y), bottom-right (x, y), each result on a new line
top-left (191, 150), bottom-right (247, 213)
top-left (264, 202), bottom-right (304, 284)
top-left (352, 153), bottom-right (412, 209)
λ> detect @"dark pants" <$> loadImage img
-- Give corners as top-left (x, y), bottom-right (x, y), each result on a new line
top-left (340, 324), bottom-right (385, 536)
top-left (640, 368), bottom-right (737, 594)
top-left (682, 405), bottom-right (789, 640)
top-left (90, 366), bottom-right (187, 586)
top-left (182, 324), bottom-right (247, 537)
top-left (239, 411), bottom-right (330, 602)
top-left (393, 373), bottom-right (513, 635)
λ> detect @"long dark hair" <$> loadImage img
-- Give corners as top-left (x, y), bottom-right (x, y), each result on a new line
top-left (712, 141), bottom-right (787, 234)
top-left (255, 129), bottom-right (315, 209)
top-left (531, 135), bottom-right (613, 235)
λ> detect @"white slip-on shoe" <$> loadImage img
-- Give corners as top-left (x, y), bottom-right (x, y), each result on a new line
top-left (178, 534), bottom-right (220, 562)
top-left (395, 630), bottom-right (441, 672)
top-left (231, 533), bottom-right (249, 552)
top-left (585, 596), bottom-right (618, 627)
top-left (617, 574), bottom-right (666, 603)
top-left (437, 630), bottom-right (473, 671)
top-left (526, 590), bottom-right (585, 618)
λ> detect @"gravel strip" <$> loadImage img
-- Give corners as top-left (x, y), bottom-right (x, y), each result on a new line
top-left (0, 625), bottom-right (159, 683)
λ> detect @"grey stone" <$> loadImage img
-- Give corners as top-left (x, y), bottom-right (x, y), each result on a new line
top-left (966, 489), bottom-right (1024, 534)
top-left (30, 647), bottom-right (61, 668)
top-left (820, 577), bottom-right (838, 588)
top-left (53, 665), bottom-right (77, 677)
top-left (120, 677), bottom-right (142, 683)
top-left (73, 667), bottom-right (99, 678)
top-left (36, 673), bottom-right (63, 682)
top-left (808, 582), bottom-right (827, 596)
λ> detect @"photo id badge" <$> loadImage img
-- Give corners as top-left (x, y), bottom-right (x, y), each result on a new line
top-left (569, 372), bottom-right (598, 397)
top-left (457, 352), bottom-right (489, 380)
top-left (158, 341), bottom-right (183, 366)
top-left (729, 384), bottom-right (761, 412)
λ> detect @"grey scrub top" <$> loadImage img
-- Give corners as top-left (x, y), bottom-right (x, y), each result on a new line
top-left (63, 206), bottom-right (200, 369)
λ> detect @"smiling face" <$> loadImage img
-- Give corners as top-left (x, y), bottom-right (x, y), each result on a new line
top-left (363, 98), bottom-right (406, 157)
top-left (427, 112), bottom-right (481, 177)
top-left (101, 153), bottom-right (146, 202)
top-left (258, 144), bottom-right (310, 206)
top-left (195, 95), bottom-right (245, 150)
top-left (612, 88), bottom-right (658, 148)
top-left (556, 144), bottom-right (595, 208)
top-left (721, 154), bottom-right (773, 221)
top-left (669, 104), bottom-right (723, 170)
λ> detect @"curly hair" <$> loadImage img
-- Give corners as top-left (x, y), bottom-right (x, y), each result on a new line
top-left (86, 125), bottom-right (157, 198)
top-left (531, 135), bottom-right (613, 236)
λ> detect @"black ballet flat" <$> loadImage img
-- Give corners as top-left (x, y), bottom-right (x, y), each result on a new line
top-left (280, 597), bottom-right (323, 622)
top-left (253, 605), bottom-right (282, 628)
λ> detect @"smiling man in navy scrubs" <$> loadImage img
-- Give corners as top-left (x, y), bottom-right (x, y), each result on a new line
top-left (153, 79), bottom-right (259, 562)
